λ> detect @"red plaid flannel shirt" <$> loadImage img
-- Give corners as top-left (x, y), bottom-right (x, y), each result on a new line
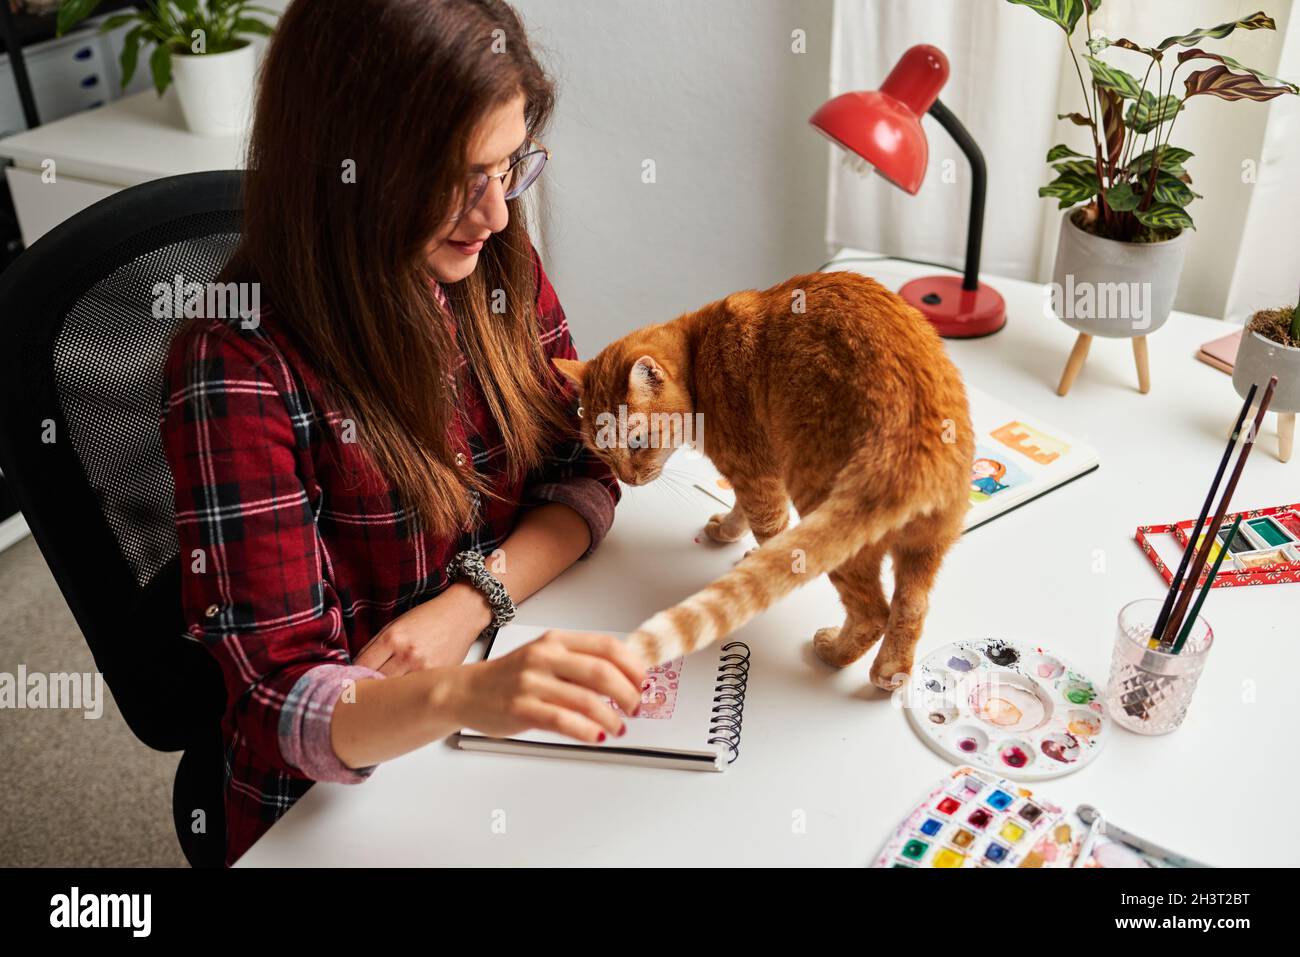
top-left (161, 252), bottom-right (619, 865)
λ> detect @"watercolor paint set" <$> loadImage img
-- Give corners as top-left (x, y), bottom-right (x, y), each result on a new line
top-left (873, 767), bottom-right (1206, 868)
top-left (1137, 502), bottom-right (1300, 588)
top-left (873, 767), bottom-right (1076, 868)
top-left (904, 639), bottom-right (1108, 780)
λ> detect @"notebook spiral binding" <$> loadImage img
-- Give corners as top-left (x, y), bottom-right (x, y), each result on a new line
top-left (708, 641), bottom-right (750, 764)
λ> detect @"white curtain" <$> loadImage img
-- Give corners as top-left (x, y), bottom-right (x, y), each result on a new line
top-left (1225, 4), bottom-right (1300, 323)
top-left (826, 0), bottom-right (1299, 320)
top-left (825, 0), bottom-right (1065, 282)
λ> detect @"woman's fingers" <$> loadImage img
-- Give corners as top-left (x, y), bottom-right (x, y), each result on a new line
top-left (546, 648), bottom-right (643, 716)
top-left (546, 630), bottom-right (650, 691)
top-left (531, 675), bottom-right (626, 738)
top-left (517, 699), bottom-right (609, 744)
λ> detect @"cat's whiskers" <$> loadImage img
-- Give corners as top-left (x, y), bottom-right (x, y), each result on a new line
top-left (653, 471), bottom-right (704, 511)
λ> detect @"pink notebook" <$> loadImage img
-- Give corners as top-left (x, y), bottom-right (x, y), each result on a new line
top-left (1197, 330), bottom-right (1241, 374)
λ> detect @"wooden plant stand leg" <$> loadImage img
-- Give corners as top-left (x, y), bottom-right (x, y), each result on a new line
top-left (1280, 412), bottom-right (1296, 463)
top-left (1057, 333), bottom-right (1092, 396)
top-left (1132, 335), bottom-right (1151, 394)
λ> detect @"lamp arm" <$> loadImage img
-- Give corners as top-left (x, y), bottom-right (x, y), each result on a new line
top-left (927, 98), bottom-right (985, 292)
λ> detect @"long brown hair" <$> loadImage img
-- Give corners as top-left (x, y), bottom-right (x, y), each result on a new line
top-left (225, 0), bottom-right (569, 535)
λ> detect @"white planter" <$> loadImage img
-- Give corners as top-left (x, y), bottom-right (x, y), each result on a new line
top-left (1050, 210), bottom-right (1189, 338)
top-left (170, 43), bottom-right (255, 136)
top-left (1233, 329), bottom-right (1300, 413)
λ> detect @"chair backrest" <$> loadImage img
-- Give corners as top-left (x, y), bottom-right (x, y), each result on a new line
top-left (0, 171), bottom-right (242, 753)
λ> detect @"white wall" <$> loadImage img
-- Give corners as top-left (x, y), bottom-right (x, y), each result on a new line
top-left (512, 0), bottom-right (834, 349)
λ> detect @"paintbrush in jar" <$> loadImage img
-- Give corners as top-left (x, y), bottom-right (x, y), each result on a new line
top-left (1161, 376), bottom-right (1277, 649)
top-left (1149, 383), bottom-right (1256, 646)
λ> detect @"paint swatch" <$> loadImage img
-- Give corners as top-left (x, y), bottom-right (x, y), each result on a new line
top-left (904, 639), bottom-right (1108, 781)
top-left (874, 768), bottom-right (1207, 868)
top-left (872, 767), bottom-right (1077, 868)
top-left (1138, 504), bottom-right (1300, 588)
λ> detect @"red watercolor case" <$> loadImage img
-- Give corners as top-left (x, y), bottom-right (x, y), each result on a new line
top-left (1136, 503), bottom-right (1300, 588)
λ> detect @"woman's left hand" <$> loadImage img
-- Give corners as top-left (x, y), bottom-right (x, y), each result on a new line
top-left (354, 582), bottom-right (494, 676)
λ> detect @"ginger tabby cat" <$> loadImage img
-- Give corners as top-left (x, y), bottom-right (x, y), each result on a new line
top-left (553, 271), bottom-right (972, 690)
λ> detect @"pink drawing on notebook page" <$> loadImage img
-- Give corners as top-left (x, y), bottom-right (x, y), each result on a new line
top-left (611, 657), bottom-right (684, 720)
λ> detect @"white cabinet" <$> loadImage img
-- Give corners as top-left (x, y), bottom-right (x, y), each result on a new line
top-left (4, 165), bottom-right (119, 244)
top-left (0, 90), bottom-right (247, 246)
top-left (0, 22), bottom-right (132, 139)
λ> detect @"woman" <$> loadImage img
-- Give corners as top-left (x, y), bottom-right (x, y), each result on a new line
top-left (162, 0), bottom-right (646, 865)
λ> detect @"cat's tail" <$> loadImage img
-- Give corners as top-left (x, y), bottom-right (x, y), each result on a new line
top-left (625, 459), bottom-right (933, 666)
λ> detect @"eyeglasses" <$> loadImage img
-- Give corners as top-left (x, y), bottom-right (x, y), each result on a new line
top-left (451, 139), bottom-right (550, 220)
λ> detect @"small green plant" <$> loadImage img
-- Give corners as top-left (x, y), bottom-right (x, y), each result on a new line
top-left (1008, 2), bottom-right (1297, 242)
top-left (57, 1), bottom-right (275, 95)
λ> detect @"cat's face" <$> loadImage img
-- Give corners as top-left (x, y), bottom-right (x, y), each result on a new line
top-left (553, 350), bottom-right (693, 486)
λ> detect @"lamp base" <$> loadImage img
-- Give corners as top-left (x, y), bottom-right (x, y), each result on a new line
top-left (899, 275), bottom-right (1006, 338)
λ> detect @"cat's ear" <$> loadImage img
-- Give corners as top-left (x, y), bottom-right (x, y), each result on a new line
top-left (629, 355), bottom-right (666, 397)
top-left (551, 358), bottom-right (586, 390)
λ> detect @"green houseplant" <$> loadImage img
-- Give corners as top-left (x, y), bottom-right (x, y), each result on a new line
top-left (58, 1), bottom-right (275, 134)
top-left (1006, 2), bottom-right (1297, 396)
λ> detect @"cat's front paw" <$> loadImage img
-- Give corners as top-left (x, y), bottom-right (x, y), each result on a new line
top-left (869, 655), bottom-right (912, 691)
top-left (813, 626), bottom-right (864, 668)
top-left (704, 512), bottom-right (747, 543)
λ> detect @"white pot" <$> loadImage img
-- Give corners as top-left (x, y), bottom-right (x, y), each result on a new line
top-left (170, 43), bottom-right (255, 137)
top-left (1050, 210), bottom-right (1189, 338)
top-left (1233, 328), bottom-right (1300, 414)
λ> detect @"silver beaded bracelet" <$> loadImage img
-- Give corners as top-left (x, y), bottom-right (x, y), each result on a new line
top-left (445, 549), bottom-right (516, 639)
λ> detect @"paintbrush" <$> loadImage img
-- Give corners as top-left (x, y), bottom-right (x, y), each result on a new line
top-left (1150, 383), bottom-right (1257, 645)
top-left (1171, 514), bottom-right (1240, 655)
top-left (1161, 376), bottom-right (1278, 648)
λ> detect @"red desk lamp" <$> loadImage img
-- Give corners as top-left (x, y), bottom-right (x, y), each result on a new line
top-left (810, 44), bottom-right (1006, 338)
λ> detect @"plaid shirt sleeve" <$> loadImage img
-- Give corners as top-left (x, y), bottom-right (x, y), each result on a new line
top-left (522, 251), bottom-right (622, 555)
top-left (161, 320), bottom-right (384, 783)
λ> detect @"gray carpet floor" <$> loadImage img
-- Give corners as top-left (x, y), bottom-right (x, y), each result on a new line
top-left (0, 534), bottom-right (186, 867)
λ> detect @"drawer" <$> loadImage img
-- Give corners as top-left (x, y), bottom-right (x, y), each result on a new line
top-left (4, 165), bottom-right (120, 246)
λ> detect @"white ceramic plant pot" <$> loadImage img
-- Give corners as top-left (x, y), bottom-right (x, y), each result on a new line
top-left (170, 43), bottom-right (255, 136)
top-left (1233, 329), bottom-right (1300, 413)
top-left (1050, 210), bottom-right (1189, 338)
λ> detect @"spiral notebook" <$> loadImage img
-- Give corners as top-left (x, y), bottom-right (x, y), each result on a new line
top-left (454, 624), bottom-right (749, 771)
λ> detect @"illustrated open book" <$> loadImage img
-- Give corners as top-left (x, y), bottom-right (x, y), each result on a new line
top-left (670, 384), bottom-right (1099, 534)
top-left (454, 624), bottom-right (749, 771)
top-left (962, 385), bottom-right (1099, 531)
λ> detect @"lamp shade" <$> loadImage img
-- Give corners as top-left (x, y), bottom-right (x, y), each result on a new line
top-left (809, 44), bottom-right (949, 195)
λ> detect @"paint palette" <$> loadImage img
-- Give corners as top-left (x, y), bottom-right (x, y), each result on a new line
top-left (1137, 503), bottom-right (1300, 588)
top-left (1176, 507), bottom-right (1300, 573)
top-left (872, 767), bottom-right (1079, 868)
top-left (903, 639), bottom-right (1108, 780)
top-left (872, 767), bottom-right (1205, 868)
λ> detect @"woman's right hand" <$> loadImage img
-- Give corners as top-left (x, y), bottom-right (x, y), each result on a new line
top-left (447, 630), bottom-right (649, 743)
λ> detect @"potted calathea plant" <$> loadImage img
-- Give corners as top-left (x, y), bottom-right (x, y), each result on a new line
top-left (1008, 2), bottom-right (1296, 396)
top-left (58, 1), bottom-right (275, 135)
top-left (1233, 294), bottom-right (1300, 462)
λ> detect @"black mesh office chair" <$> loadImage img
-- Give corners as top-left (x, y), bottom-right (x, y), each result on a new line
top-left (0, 171), bottom-right (243, 867)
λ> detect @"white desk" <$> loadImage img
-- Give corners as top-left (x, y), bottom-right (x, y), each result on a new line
top-left (238, 254), bottom-right (1297, 867)
top-left (0, 91), bottom-right (246, 245)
